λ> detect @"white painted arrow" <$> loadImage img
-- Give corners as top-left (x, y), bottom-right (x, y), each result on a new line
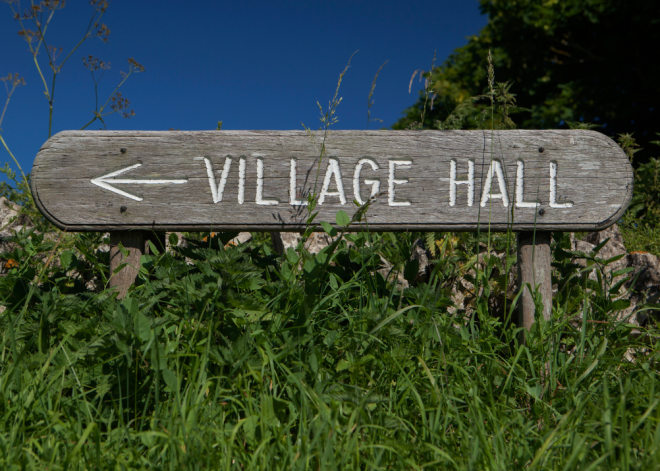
top-left (91, 162), bottom-right (188, 202)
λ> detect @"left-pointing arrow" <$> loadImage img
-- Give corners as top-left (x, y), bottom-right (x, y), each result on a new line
top-left (90, 162), bottom-right (188, 202)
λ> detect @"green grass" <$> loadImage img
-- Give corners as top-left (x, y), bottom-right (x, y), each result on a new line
top-left (620, 222), bottom-right (660, 258)
top-left (0, 224), bottom-right (659, 470)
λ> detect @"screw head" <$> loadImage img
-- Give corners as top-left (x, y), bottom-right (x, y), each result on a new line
top-left (120, 206), bottom-right (127, 213)
top-left (538, 147), bottom-right (545, 153)
top-left (120, 148), bottom-right (127, 154)
top-left (538, 208), bottom-right (545, 216)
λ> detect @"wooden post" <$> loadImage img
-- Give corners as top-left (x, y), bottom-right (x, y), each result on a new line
top-left (270, 232), bottom-right (284, 257)
top-left (517, 231), bottom-right (553, 332)
top-left (109, 231), bottom-right (144, 298)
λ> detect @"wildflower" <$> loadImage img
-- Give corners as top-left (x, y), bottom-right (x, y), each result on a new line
top-left (5, 259), bottom-right (19, 269)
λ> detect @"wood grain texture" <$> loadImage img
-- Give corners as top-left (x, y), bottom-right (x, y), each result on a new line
top-left (31, 130), bottom-right (633, 232)
top-left (517, 232), bottom-right (553, 333)
top-left (109, 231), bottom-right (143, 298)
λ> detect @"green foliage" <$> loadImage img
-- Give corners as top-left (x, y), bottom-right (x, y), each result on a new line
top-left (629, 157), bottom-right (660, 228)
top-left (620, 220), bottom-right (660, 258)
top-left (0, 221), bottom-right (659, 468)
top-left (394, 0), bottom-right (660, 163)
top-left (618, 135), bottom-right (660, 250)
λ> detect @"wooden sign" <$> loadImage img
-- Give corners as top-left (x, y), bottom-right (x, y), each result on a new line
top-left (31, 130), bottom-right (632, 232)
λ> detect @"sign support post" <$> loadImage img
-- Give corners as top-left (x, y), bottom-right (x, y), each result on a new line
top-left (108, 231), bottom-right (166, 297)
top-left (517, 231), bottom-right (553, 337)
top-left (109, 231), bottom-right (144, 298)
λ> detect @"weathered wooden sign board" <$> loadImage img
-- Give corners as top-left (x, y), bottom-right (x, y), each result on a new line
top-left (31, 130), bottom-right (632, 232)
top-left (31, 129), bottom-right (633, 330)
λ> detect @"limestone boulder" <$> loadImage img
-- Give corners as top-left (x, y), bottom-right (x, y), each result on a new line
top-left (0, 197), bottom-right (19, 230)
top-left (227, 232), bottom-right (253, 247)
top-left (584, 224), bottom-right (628, 274)
top-left (573, 224), bottom-right (660, 325)
top-left (625, 251), bottom-right (660, 327)
top-left (270, 232), bottom-right (336, 256)
top-left (410, 238), bottom-right (432, 283)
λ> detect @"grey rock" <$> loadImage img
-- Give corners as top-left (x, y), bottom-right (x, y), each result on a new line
top-left (270, 232), bottom-right (335, 256)
top-left (97, 232), bottom-right (110, 253)
top-left (375, 238), bottom-right (432, 289)
top-left (574, 225), bottom-right (627, 282)
top-left (626, 252), bottom-right (660, 326)
top-left (411, 238), bottom-right (432, 283)
top-left (0, 197), bottom-right (18, 230)
top-left (584, 224), bottom-right (627, 256)
top-left (0, 197), bottom-right (34, 233)
top-left (584, 224), bottom-right (628, 274)
top-left (270, 232), bottom-right (302, 256)
top-left (228, 232), bottom-right (253, 246)
top-left (628, 252), bottom-right (660, 291)
top-left (573, 224), bottom-right (660, 325)
top-left (0, 198), bottom-right (21, 275)
top-left (376, 256), bottom-right (409, 290)
top-left (305, 232), bottom-right (335, 255)
top-left (571, 238), bottom-right (596, 263)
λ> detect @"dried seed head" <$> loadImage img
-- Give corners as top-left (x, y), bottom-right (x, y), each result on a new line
top-left (43, 0), bottom-right (66, 10)
top-left (110, 92), bottom-right (135, 119)
top-left (127, 58), bottom-right (145, 73)
top-left (1, 73), bottom-right (26, 88)
top-left (121, 58), bottom-right (145, 78)
top-left (17, 0), bottom-right (65, 18)
top-left (95, 23), bottom-right (110, 42)
top-left (90, 0), bottom-right (108, 12)
top-left (82, 55), bottom-right (110, 71)
top-left (17, 29), bottom-right (40, 44)
top-left (487, 49), bottom-right (495, 96)
top-left (110, 92), bottom-right (130, 110)
top-left (47, 45), bottom-right (64, 67)
top-left (25, 4), bottom-right (41, 18)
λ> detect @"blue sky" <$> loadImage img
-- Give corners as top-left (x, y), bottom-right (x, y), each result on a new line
top-left (1, 0), bottom-right (487, 177)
